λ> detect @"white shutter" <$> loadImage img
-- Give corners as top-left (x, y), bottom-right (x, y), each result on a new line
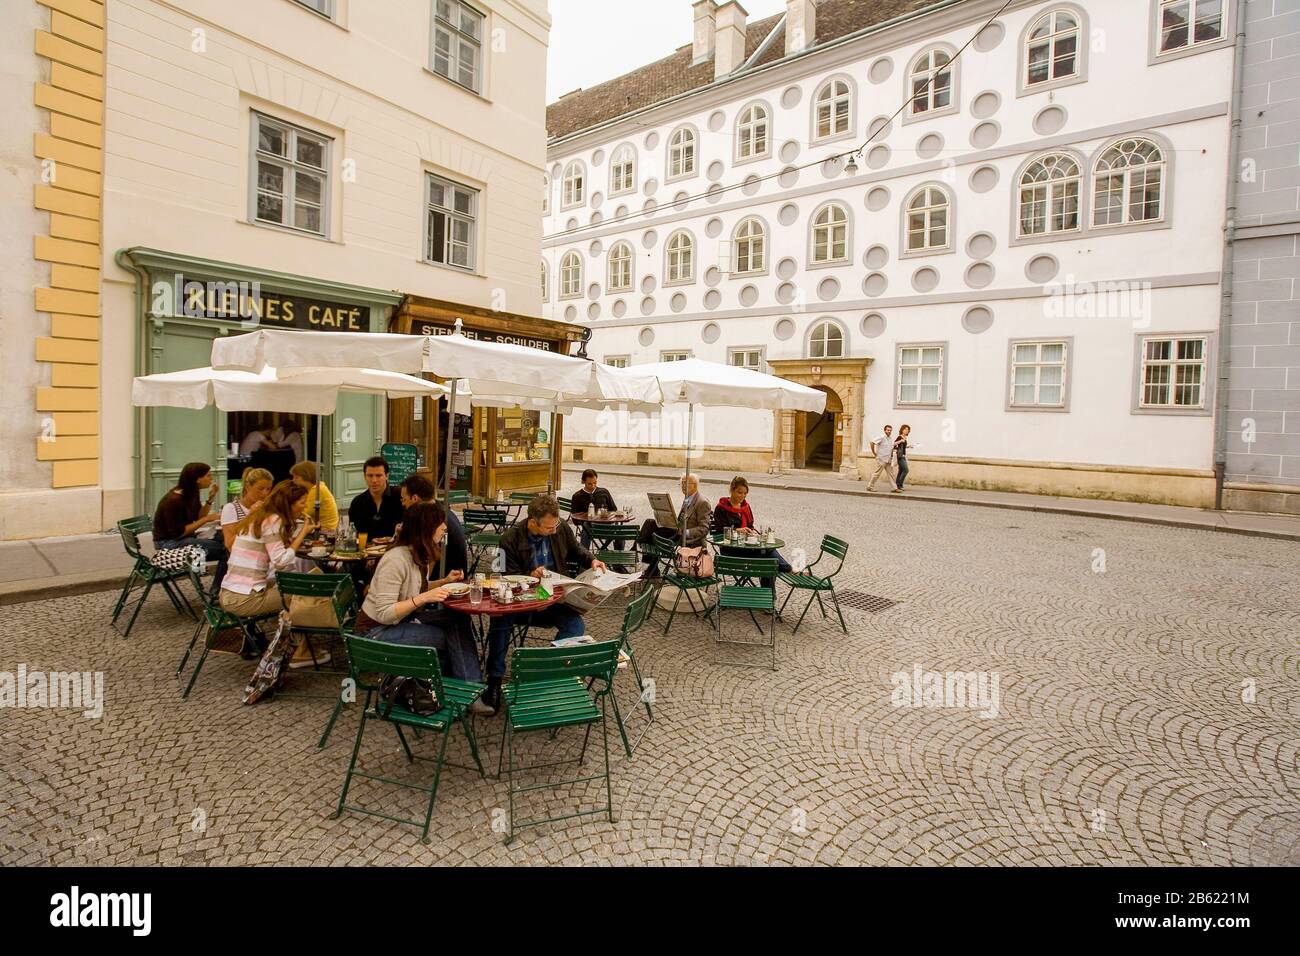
top-left (717, 240), bottom-right (733, 275)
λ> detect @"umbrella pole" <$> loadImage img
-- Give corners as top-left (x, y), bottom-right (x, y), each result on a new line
top-left (682, 402), bottom-right (695, 535)
top-left (314, 415), bottom-right (323, 528)
top-left (439, 379), bottom-right (458, 579)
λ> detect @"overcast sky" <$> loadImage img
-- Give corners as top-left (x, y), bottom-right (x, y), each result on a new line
top-left (546, 0), bottom-right (790, 104)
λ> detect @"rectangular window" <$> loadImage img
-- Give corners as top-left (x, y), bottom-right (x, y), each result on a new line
top-left (604, 355), bottom-right (630, 368)
top-left (728, 348), bottom-right (764, 372)
top-left (897, 344), bottom-right (945, 405)
top-left (1010, 341), bottom-right (1068, 408)
top-left (660, 351), bottom-right (691, 363)
top-left (431, 0), bottom-right (485, 93)
top-left (426, 173), bottom-right (478, 270)
top-left (293, 0), bottom-right (333, 16)
top-left (1140, 336), bottom-right (1207, 408)
top-left (1158, 0), bottom-right (1224, 53)
top-left (251, 112), bottom-right (330, 236)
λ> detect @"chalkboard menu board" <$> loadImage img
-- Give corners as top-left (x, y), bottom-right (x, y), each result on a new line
top-left (381, 443), bottom-right (419, 486)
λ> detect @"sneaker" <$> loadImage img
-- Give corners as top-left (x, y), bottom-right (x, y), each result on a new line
top-left (469, 699), bottom-right (495, 717)
top-left (289, 646), bottom-right (331, 669)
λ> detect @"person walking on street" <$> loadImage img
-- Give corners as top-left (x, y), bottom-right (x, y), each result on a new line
top-left (892, 425), bottom-right (914, 493)
top-left (867, 425), bottom-right (897, 492)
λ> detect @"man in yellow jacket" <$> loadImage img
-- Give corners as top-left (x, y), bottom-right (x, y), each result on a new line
top-left (290, 461), bottom-right (339, 531)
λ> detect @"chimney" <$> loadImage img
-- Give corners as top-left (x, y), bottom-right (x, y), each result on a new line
top-left (692, 0), bottom-right (717, 64)
top-left (785, 0), bottom-right (816, 55)
top-left (714, 1), bottom-right (748, 80)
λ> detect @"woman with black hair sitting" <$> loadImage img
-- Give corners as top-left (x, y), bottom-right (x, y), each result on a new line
top-left (713, 476), bottom-right (791, 589)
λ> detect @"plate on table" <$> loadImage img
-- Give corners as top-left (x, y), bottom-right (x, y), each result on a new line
top-left (443, 583), bottom-right (471, 596)
top-left (503, 574), bottom-right (536, 585)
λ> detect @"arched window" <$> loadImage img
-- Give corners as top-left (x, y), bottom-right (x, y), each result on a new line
top-left (1025, 9), bottom-right (1080, 86)
top-left (540, 260), bottom-right (549, 302)
top-left (561, 161), bottom-right (585, 208)
top-left (559, 250), bottom-right (582, 297)
top-left (905, 186), bottom-right (951, 252)
top-left (610, 144), bottom-right (635, 195)
top-left (909, 48), bottom-right (953, 115)
top-left (1093, 139), bottom-right (1165, 227)
top-left (1018, 154), bottom-right (1081, 236)
top-left (668, 126), bottom-right (697, 179)
top-left (542, 173), bottom-right (550, 215)
top-left (607, 241), bottom-right (633, 292)
top-left (666, 231), bottom-right (694, 283)
top-left (814, 78), bottom-right (852, 139)
top-left (733, 217), bottom-right (766, 274)
top-left (809, 321), bottom-right (845, 359)
top-left (736, 104), bottom-right (770, 160)
top-left (811, 203), bottom-right (850, 263)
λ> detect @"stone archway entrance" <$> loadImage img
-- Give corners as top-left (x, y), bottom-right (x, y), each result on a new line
top-left (767, 358), bottom-right (870, 479)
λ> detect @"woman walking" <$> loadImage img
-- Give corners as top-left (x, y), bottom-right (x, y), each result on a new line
top-left (892, 425), bottom-right (913, 492)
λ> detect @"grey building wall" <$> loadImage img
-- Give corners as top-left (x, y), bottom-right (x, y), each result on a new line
top-left (1226, 0), bottom-right (1300, 510)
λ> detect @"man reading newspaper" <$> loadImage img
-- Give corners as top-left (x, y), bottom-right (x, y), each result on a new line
top-left (482, 495), bottom-right (608, 712)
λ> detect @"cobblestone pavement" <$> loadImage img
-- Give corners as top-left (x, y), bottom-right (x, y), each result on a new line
top-left (2, 477), bottom-right (1298, 866)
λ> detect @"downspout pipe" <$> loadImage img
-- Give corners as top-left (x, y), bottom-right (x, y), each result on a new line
top-left (114, 247), bottom-right (150, 517)
top-left (1214, 0), bottom-right (1250, 511)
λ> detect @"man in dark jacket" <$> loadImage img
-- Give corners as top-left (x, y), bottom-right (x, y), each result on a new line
top-left (483, 495), bottom-right (607, 711)
top-left (399, 474), bottom-right (468, 576)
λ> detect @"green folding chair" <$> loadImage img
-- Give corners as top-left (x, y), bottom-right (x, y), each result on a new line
top-left (112, 516), bottom-right (198, 639)
top-left (609, 587), bottom-right (655, 758)
top-left (443, 489), bottom-right (471, 506)
top-left (463, 507), bottom-right (508, 535)
top-left (274, 571), bottom-right (359, 749)
top-left (468, 530), bottom-right (501, 575)
top-left (778, 534), bottom-right (850, 633)
top-left (653, 535), bottom-right (718, 634)
top-left (333, 634), bottom-right (487, 844)
top-left (713, 555), bottom-right (779, 670)
top-left (588, 522), bottom-right (640, 571)
top-left (557, 495), bottom-right (573, 516)
top-left (177, 568), bottom-right (280, 699)
top-left (496, 641), bottom-right (621, 844)
top-left (510, 492), bottom-right (537, 506)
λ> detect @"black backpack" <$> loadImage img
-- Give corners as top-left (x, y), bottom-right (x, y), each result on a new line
top-left (376, 674), bottom-right (442, 717)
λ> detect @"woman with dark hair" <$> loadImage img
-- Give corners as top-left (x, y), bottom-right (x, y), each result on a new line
top-left (358, 502), bottom-right (489, 710)
top-left (153, 461), bottom-right (228, 594)
top-left (892, 425), bottom-right (914, 492)
top-left (713, 476), bottom-right (792, 589)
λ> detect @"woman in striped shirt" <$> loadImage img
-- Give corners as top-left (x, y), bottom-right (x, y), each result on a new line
top-left (220, 480), bottom-right (316, 617)
top-left (220, 468), bottom-right (274, 551)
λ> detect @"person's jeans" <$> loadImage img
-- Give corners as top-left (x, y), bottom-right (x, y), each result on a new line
top-left (157, 536), bottom-right (228, 594)
top-left (896, 455), bottom-right (910, 490)
top-left (485, 605), bottom-right (586, 679)
top-left (367, 619), bottom-right (483, 683)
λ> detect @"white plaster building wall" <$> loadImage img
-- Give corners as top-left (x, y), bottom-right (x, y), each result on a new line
top-left (545, 0), bottom-right (1236, 476)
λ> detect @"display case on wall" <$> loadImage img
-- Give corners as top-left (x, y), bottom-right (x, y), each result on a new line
top-left (492, 410), bottom-right (552, 465)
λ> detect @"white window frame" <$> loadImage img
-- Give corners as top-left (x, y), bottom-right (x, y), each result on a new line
top-left (735, 102), bottom-right (771, 163)
top-left (659, 350), bottom-right (692, 363)
top-left (1154, 0), bottom-right (1228, 58)
top-left (250, 111), bottom-right (331, 237)
top-left (561, 161), bottom-right (586, 209)
top-left (1017, 153), bottom-right (1083, 238)
top-left (902, 184), bottom-right (953, 256)
top-left (808, 320), bottom-right (846, 359)
top-left (813, 76), bottom-right (853, 142)
top-left (290, 0), bottom-right (334, 19)
top-left (896, 343), bottom-right (947, 408)
top-left (1137, 334), bottom-right (1209, 410)
top-left (424, 172), bottom-right (478, 271)
top-left (664, 230), bottom-right (695, 285)
top-left (607, 241), bottom-right (633, 293)
top-left (810, 202), bottom-right (850, 265)
top-left (604, 355), bottom-right (630, 368)
top-left (430, 0), bottom-right (486, 95)
top-left (1023, 9), bottom-right (1082, 89)
top-left (732, 217), bottom-right (767, 276)
top-left (559, 251), bottom-right (583, 299)
top-left (609, 143), bottom-right (636, 197)
top-left (1008, 339), bottom-right (1071, 410)
top-left (542, 173), bottom-right (550, 215)
top-left (1092, 138), bottom-right (1166, 229)
top-left (540, 261), bottom-right (549, 303)
top-left (906, 47), bottom-right (957, 121)
top-left (667, 125), bottom-right (698, 181)
top-left (728, 346), bottom-right (766, 373)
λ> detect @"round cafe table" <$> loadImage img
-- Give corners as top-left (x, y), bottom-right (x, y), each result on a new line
top-left (444, 585), bottom-right (565, 664)
top-left (709, 533), bottom-right (785, 553)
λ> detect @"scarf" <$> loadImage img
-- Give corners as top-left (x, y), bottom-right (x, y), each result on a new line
top-left (715, 498), bottom-right (754, 529)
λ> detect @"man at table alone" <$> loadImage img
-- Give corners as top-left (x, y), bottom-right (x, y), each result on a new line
top-left (348, 456), bottom-right (404, 540)
top-left (483, 495), bottom-right (608, 712)
top-left (570, 467), bottom-right (618, 548)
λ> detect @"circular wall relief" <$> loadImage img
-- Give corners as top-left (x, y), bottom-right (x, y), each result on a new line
top-left (643, 177), bottom-right (659, 196)
top-left (587, 303), bottom-right (601, 320)
top-left (640, 297), bottom-right (656, 317)
top-left (774, 318), bottom-right (796, 341)
top-left (641, 229), bottom-right (658, 248)
top-left (705, 217), bottom-right (723, 239)
top-left (861, 313), bottom-right (887, 338)
top-left (822, 157), bottom-right (843, 179)
top-left (704, 266), bottom-right (721, 287)
top-left (777, 257), bottom-right (798, 280)
top-left (970, 121), bottom-right (1000, 149)
top-left (817, 277), bottom-right (841, 301)
top-left (707, 161), bottom-right (725, 182)
top-left (780, 140), bottom-right (800, 163)
top-left (969, 165), bottom-right (999, 193)
top-left (670, 293), bottom-right (687, 313)
top-left (591, 149), bottom-right (605, 167)
top-left (868, 57), bottom-right (893, 84)
top-left (589, 239), bottom-right (603, 256)
top-left (778, 203), bottom-right (799, 226)
top-left (590, 211), bottom-right (604, 225)
top-left (672, 191), bottom-right (690, 209)
top-left (867, 144), bottom-right (891, 169)
top-left (638, 326), bottom-right (655, 346)
top-left (642, 198), bottom-right (658, 215)
top-left (587, 282), bottom-right (601, 300)
top-left (776, 282), bottom-right (796, 304)
top-left (742, 174), bottom-right (761, 196)
top-left (781, 85), bottom-right (802, 109)
top-left (702, 321), bottom-right (721, 343)
top-left (911, 266), bottom-right (940, 293)
top-left (564, 305), bottom-right (577, 321)
top-left (965, 261), bottom-right (995, 289)
top-left (644, 131), bottom-right (659, 149)
top-left (866, 186), bottom-right (891, 211)
top-left (739, 284), bottom-right (760, 307)
top-left (550, 162), bottom-right (562, 178)
top-left (971, 91), bottom-right (1001, 119)
top-left (973, 21), bottom-right (1005, 52)
top-left (917, 132), bottom-right (944, 160)
top-left (1026, 254), bottom-right (1060, 283)
top-left (566, 217), bottom-right (579, 231)
top-left (864, 244), bottom-right (889, 269)
top-left (863, 272), bottom-right (888, 297)
top-left (612, 299), bottom-right (627, 318)
top-left (706, 183), bottom-right (723, 203)
top-left (778, 166), bottom-right (799, 188)
top-left (704, 289), bottom-right (721, 310)
top-left (641, 275), bottom-right (657, 294)
top-left (708, 110), bottom-right (726, 132)
top-left (962, 305), bottom-right (994, 334)
top-left (591, 191), bottom-right (604, 209)
top-left (615, 204), bottom-right (629, 219)
top-left (868, 116), bottom-right (893, 139)
top-left (1033, 105), bottom-right (1068, 136)
top-left (966, 232), bottom-right (996, 259)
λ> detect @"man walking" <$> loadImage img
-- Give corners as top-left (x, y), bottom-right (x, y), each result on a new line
top-left (867, 424), bottom-right (897, 492)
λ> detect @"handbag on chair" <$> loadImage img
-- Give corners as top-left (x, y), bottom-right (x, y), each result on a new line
top-left (673, 546), bottom-right (714, 578)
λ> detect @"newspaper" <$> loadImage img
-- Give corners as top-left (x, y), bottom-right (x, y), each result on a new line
top-left (647, 492), bottom-right (678, 529)
top-left (539, 567), bottom-right (643, 612)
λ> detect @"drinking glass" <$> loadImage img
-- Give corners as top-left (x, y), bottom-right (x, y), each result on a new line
top-left (469, 581), bottom-right (483, 607)
top-left (357, 532), bottom-right (368, 550)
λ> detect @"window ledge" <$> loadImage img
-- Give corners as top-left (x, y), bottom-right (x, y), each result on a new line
top-left (1010, 229), bottom-right (1086, 248)
top-left (806, 258), bottom-right (852, 272)
top-left (1016, 73), bottom-right (1086, 99)
top-left (901, 105), bottom-right (958, 126)
top-left (423, 66), bottom-right (490, 103)
top-left (1006, 404), bottom-right (1070, 413)
top-left (419, 258), bottom-right (483, 278)
top-left (899, 246), bottom-right (955, 260)
top-left (242, 217), bottom-right (337, 244)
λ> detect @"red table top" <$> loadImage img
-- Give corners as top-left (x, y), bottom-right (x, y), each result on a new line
top-left (570, 512), bottom-right (633, 523)
top-left (444, 588), bottom-right (563, 617)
